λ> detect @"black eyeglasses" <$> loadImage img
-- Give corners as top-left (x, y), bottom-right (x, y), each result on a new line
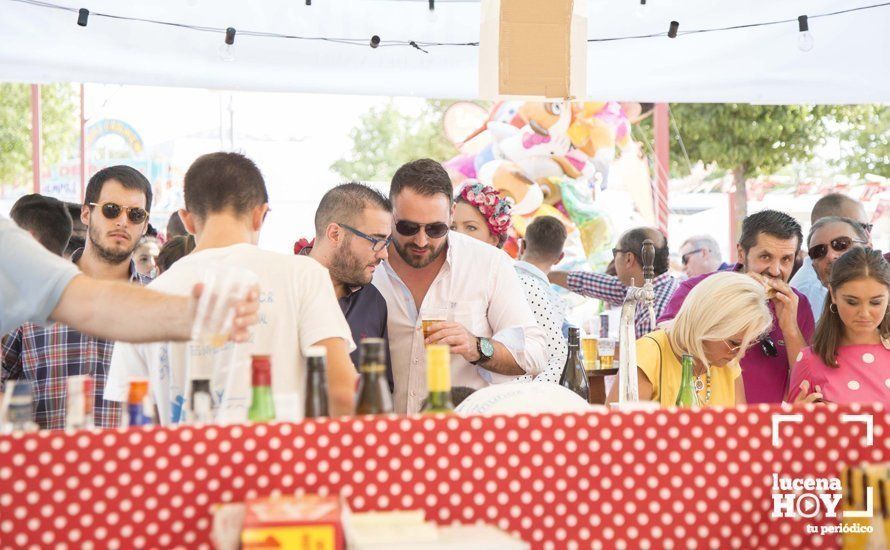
top-left (807, 236), bottom-right (867, 261)
top-left (681, 248), bottom-right (705, 266)
top-left (395, 220), bottom-right (449, 239)
top-left (760, 336), bottom-right (778, 357)
top-left (338, 223), bottom-right (391, 252)
top-left (89, 202), bottom-right (148, 224)
top-left (611, 247), bottom-right (629, 258)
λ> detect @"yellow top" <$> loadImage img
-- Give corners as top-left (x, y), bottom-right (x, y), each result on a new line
top-left (426, 345), bottom-right (451, 392)
top-left (636, 330), bottom-right (741, 407)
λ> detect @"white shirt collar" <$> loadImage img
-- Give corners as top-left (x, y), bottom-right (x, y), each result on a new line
top-left (514, 260), bottom-right (549, 284)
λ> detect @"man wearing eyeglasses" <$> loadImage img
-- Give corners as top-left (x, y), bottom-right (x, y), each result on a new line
top-left (372, 159), bottom-right (547, 414)
top-left (804, 217), bottom-right (871, 308)
top-left (305, 183), bottom-right (393, 389)
top-left (791, 193), bottom-right (872, 321)
top-left (3, 166), bottom-right (154, 429)
top-left (659, 210), bottom-right (816, 404)
top-left (678, 235), bottom-right (731, 278)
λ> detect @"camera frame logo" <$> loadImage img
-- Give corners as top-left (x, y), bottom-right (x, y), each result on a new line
top-left (770, 413), bottom-right (875, 535)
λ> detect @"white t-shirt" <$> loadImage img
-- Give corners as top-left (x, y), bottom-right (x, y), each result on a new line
top-left (104, 243), bottom-right (354, 425)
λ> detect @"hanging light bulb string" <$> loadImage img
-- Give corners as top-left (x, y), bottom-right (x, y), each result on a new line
top-left (7, 0), bottom-right (890, 49)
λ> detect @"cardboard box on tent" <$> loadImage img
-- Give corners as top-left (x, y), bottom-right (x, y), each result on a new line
top-left (479, 0), bottom-right (587, 100)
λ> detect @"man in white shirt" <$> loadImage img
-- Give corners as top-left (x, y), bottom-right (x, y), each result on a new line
top-left (791, 193), bottom-right (870, 320)
top-left (106, 152), bottom-right (356, 424)
top-left (372, 159), bottom-right (547, 414)
top-left (514, 216), bottom-right (569, 384)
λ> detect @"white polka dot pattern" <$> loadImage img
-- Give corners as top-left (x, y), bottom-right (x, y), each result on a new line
top-left (0, 404), bottom-right (885, 548)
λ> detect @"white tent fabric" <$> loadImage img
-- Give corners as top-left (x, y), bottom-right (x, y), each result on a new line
top-left (1, 0), bottom-right (888, 103)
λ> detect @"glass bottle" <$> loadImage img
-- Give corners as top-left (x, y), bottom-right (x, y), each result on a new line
top-left (304, 346), bottom-right (329, 418)
top-left (248, 355), bottom-right (276, 422)
top-left (559, 327), bottom-right (590, 401)
top-left (675, 354), bottom-right (701, 407)
top-left (421, 345), bottom-right (453, 413)
top-left (355, 338), bottom-right (394, 415)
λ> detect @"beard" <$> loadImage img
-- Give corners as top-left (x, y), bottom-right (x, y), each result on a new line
top-left (88, 224), bottom-right (139, 265)
top-left (393, 238), bottom-right (446, 269)
top-left (328, 245), bottom-right (376, 288)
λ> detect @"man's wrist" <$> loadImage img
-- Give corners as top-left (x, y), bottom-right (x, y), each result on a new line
top-left (468, 336), bottom-right (482, 362)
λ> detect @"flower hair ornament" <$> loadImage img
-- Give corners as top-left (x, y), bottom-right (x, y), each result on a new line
top-left (457, 180), bottom-right (513, 240)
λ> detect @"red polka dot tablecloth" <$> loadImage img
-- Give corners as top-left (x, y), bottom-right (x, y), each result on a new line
top-left (0, 403), bottom-right (885, 549)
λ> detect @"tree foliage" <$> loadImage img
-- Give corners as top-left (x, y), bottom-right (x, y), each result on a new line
top-left (833, 105), bottom-right (889, 178)
top-left (0, 83), bottom-right (79, 186)
top-left (331, 99), bottom-right (460, 182)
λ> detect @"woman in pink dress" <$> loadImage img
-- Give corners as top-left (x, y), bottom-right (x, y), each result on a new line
top-left (789, 248), bottom-right (890, 404)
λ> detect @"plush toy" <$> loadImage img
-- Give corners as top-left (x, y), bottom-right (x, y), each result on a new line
top-left (556, 176), bottom-right (613, 262)
top-left (477, 160), bottom-right (543, 216)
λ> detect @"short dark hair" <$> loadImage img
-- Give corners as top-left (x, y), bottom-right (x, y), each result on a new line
top-left (10, 194), bottom-right (73, 255)
top-left (315, 182), bottom-right (392, 236)
top-left (618, 227), bottom-right (669, 276)
top-left (157, 234), bottom-right (196, 274)
top-left (166, 213), bottom-right (187, 239)
top-left (184, 152), bottom-right (269, 218)
top-left (739, 210), bottom-right (803, 254)
top-left (524, 216), bottom-right (567, 260)
top-left (390, 159), bottom-right (453, 203)
top-left (84, 165), bottom-right (153, 212)
top-left (811, 193), bottom-right (863, 224)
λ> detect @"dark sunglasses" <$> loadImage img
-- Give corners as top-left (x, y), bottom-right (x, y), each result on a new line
top-left (807, 236), bottom-right (867, 261)
top-left (760, 336), bottom-right (778, 358)
top-left (681, 248), bottom-right (705, 266)
top-left (395, 220), bottom-right (449, 239)
top-left (338, 223), bottom-right (391, 252)
top-left (89, 202), bottom-right (148, 224)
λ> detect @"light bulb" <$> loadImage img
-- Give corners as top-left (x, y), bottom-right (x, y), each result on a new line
top-left (634, 0), bottom-right (647, 19)
top-left (427, 8), bottom-right (438, 23)
top-left (798, 31), bottom-right (814, 52)
top-left (218, 44), bottom-right (235, 62)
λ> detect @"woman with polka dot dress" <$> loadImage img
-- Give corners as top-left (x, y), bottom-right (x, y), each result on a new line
top-left (790, 248), bottom-right (890, 404)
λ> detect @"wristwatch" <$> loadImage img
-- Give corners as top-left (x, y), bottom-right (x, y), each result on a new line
top-left (472, 337), bottom-right (494, 365)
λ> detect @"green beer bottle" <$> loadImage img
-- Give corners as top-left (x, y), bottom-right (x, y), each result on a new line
top-left (559, 327), bottom-right (590, 402)
top-left (675, 354), bottom-right (701, 407)
top-left (421, 345), bottom-right (454, 413)
top-left (355, 338), bottom-right (394, 415)
top-left (248, 355), bottom-right (276, 422)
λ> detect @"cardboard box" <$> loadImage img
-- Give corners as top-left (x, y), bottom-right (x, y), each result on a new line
top-left (480, 0), bottom-right (587, 99)
top-left (241, 495), bottom-right (344, 550)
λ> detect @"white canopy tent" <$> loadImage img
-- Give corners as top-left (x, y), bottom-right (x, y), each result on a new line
top-left (1, 0), bottom-right (888, 103)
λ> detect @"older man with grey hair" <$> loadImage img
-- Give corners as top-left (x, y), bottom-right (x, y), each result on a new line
top-left (791, 193), bottom-right (871, 320)
top-left (678, 235), bottom-right (729, 278)
top-left (801, 216), bottom-right (871, 318)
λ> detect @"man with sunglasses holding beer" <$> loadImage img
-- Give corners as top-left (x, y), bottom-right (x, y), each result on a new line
top-left (659, 210), bottom-right (817, 404)
top-left (791, 193), bottom-right (871, 321)
top-left (372, 159), bottom-right (547, 414)
top-left (3, 166), bottom-right (154, 429)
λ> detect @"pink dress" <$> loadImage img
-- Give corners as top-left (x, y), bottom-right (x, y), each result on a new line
top-left (789, 345), bottom-right (890, 404)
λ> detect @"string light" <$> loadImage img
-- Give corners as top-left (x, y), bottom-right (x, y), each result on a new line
top-left (370, 35), bottom-right (380, 49)
top-left (76, 7), bottom-right (87, 26)
top-left (667, 20), bottom-right (679, 38)
top-left (7, 0), bottom-right (888, 52)
top-left (219, 27), bottom-right (236, 62)
top-left (797, 15), bottom-right (814, 52)
top-left (427, 0), bottom-right (437, 23)
top-left (634, 0), bottom-right (647, 19)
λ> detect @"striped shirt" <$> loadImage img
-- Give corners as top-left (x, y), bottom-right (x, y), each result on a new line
top-left (1, 250), bottom-right (150, 429)
top-left (566, 271), bottom-right (679, 339)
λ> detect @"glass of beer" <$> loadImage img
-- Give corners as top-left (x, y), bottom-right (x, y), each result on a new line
top-left (191, 264), bottom-right (260, 347)
top-left (580, 317), bottom-right (600, 371)
top-left (597, 338), bottom-right (616, 370)
top-left (421, 307), bottom-right (448, 343)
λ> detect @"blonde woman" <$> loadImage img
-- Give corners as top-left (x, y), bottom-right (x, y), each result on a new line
top-left (608, 272), bottom-right (778, 406)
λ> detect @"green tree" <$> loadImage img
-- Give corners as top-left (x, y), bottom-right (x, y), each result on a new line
top-left (0, 83), bottom-right (79, 187)
top-left (834, 105), bottom-right (889, 178)
top-left (643, 104), bottom-right (845, 238)
top-left (331, 99), bottom-right (460, 182)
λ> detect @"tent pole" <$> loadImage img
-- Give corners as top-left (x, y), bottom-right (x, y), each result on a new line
top-left (80, 83), bottom-right (86, 203)
top-left (30, 84), bottom-right (41, 194)
top-left (653, 103), bottom-right (669, 237)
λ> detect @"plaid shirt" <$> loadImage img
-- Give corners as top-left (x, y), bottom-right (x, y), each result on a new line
top-left (1, 251), bottom-right (151, 429)
top-left (567, 271), bottom-right (679, 339)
